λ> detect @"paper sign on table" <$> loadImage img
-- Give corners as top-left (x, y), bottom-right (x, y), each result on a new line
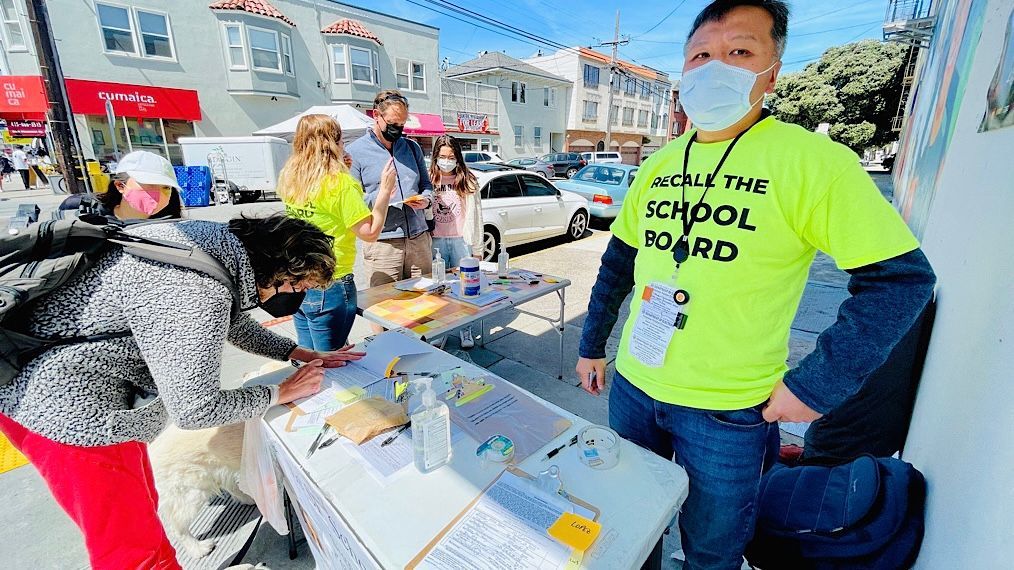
top-left (548, 512), bottom-right (601, 551)
top-left (335, 387), bottom-right (365, 404)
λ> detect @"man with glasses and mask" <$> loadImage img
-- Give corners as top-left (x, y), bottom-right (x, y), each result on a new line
top-left (575, 1), bottom-right (936, 568)
top-left (349, 89), bottom-right (433, 287)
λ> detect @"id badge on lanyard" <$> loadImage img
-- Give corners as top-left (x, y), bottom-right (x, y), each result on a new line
top-left (626, 119), bottom-right (758, 368)
top-left (629, 265), bottom-right (691, 368)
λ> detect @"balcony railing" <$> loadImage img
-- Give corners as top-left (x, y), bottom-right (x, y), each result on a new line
top-left (883, 0), bottom-right (936, 48)
top-left (441, 77), bottom-right (500, 132)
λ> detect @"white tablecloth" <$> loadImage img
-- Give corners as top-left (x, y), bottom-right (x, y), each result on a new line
top-left (250, 335), bottom-right (689, 568)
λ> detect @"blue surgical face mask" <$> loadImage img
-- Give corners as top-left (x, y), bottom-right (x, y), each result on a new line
top-left (680, 60), bottom-right (778, 132)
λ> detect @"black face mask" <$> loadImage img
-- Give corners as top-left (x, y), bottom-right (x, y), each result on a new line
top-left (258, 288), bottom-right (306, 318)
top-left (381, 122), bottom-right (405, 142)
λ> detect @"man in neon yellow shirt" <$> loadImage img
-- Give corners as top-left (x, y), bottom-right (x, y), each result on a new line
top-left (576, 2), bottom-right (936, 568)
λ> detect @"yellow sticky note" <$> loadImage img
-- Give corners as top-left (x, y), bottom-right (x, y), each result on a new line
top-left (334, 387), bottom-right (365, 404)
top-left (548, 512), bottom-right (601, 552)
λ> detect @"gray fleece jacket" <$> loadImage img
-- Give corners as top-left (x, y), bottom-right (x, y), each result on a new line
top-left (0, 221), bottom-right (297, 447)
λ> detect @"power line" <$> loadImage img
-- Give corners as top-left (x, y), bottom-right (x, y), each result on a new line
top-left (400, 0), bottom-right (582, 58)
top-left (632, 0), bottom-right (688, 39)
top-left (425, 0), bottom-right (577, 54)
top-left (792, 20), bottom-right (881, 37)
top-left (793, 4), bottom-right (865, 26)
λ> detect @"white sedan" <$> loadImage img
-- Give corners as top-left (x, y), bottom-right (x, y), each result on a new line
top-left (472, 166), bottom-right (590, 261)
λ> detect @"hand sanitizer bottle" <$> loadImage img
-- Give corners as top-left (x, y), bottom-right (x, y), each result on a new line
top-left (432, 248), bottom-right (445, 284)
top-left (410, 377), bottom-right (452, 473)
top-left (497, 245), bottom-right (510, 278)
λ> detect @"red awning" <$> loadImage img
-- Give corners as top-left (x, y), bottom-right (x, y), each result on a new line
top-left (366, 110), bottom-right (445, 137)
top-left (65, 79), bottom-right (201, 121)
top-left (0, 76), bottom-right (50, 120)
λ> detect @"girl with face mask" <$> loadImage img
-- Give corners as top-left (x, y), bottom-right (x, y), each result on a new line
top-left (427, 135), bottom-right (483, 268)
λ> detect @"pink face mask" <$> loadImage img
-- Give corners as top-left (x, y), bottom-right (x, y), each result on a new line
top-left (122, 188), bottom-right (165, 216)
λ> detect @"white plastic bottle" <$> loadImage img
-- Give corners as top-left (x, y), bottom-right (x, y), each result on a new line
top-left (410, 377), bottom-right (452, 473)
top-left (432, 248), bottom-right (445, 284)
top-left (497, 244), bottom-right (510, 278)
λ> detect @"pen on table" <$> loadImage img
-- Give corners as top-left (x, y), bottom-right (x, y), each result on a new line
top-left (380, 423), bottom-right (411, 447)
top-left (306, 423), bottom-right (332, 459)
top-left (542, 434), bottom-right (579, 461)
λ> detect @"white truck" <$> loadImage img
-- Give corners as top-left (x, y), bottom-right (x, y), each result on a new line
top-left (179, 136), bottom-right (291, 204)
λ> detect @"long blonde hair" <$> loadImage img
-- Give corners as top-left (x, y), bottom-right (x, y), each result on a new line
top-left (277, 114), bottom-right (348, 205)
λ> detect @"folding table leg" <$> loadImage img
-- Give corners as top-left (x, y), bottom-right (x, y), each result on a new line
top-left (284, 491), bottom-right (298, 560)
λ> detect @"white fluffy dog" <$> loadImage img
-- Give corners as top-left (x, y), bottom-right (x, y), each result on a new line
top-left (149, 421), bottom-right (253, 559)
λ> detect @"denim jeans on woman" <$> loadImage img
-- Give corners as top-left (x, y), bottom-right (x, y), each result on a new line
top-left (293, 274), bottom-right (358, 351)
top-left (432, 236), bottom-right (471, 268)
top-left (608, 372), bottom-right (779, 570)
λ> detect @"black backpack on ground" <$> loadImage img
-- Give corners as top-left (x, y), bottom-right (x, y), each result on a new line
top-left (746, 455), bottom-right (926, 569)
top-left (0, 217), bottom-right (239, 385)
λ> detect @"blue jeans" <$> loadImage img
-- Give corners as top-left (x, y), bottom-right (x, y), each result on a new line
top-left (293, 275), bottom-right (358, 352)
top-left (608, 372), bottom-right (779, 570)
top-left (432, 236), bottom-right (470, 268)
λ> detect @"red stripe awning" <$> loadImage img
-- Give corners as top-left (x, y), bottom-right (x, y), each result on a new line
top-left (65, 79), bottom-right (201, 121)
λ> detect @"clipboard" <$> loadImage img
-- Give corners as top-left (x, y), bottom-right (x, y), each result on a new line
top-left (406, 465), bottom-right (600, 569)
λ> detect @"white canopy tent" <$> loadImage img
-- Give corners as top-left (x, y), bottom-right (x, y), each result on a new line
top-left (252, 105), bottom-right (373, 143)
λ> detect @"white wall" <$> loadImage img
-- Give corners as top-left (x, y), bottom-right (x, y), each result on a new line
top-left (899, 1), bottom-right (1014, 567)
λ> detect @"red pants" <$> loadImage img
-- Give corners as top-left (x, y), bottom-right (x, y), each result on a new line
top-left (0, 413), bottom-right (181, 570)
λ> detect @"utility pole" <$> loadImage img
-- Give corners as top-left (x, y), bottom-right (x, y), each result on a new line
top-left (601, 11), bottom-right (628, 150)
top-left (25, 0), bottom-right (88, 194)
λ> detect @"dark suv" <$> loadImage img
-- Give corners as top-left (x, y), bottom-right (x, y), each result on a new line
top-left (539, 152), bottom-right (587, 178)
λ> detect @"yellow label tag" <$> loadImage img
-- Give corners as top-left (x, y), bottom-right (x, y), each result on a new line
top-left (548, 512), bottom-right (601, 552)
top-left (334, 387), bottom-right (365, 404)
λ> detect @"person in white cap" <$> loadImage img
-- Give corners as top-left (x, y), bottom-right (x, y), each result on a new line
top-left (59, 150), bottom-right (183, 221)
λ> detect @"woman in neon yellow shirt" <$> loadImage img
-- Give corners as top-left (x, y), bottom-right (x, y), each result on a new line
top-left (278, 114), bottom-right (396, 350)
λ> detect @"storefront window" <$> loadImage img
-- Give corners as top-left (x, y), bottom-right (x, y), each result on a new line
top-left (85, 115), bottom-right (193, 165)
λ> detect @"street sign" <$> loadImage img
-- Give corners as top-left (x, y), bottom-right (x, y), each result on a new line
top-left (7, 119), bottom-right (45, 137)
top-left (456, 112), bottom-right (489, 133)
top-left (105, 98), bottom-right (119, 159)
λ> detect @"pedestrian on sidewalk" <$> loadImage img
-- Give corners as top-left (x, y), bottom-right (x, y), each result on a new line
top-left (278, 114), bottom-right (398, 351)
top-left (348, 89), bottom-right (433, 288)
top-left (0, 215), bottom-right (364, 569)
top-left (12, 145), bottom-right (29, 189)
top-left (28, 147), bottom-right (50, 188)
top-left (575, 2), bottom-right (936, 569)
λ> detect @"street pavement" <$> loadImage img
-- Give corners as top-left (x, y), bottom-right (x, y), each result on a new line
top-left (0, 171), bottom-right (892, 569)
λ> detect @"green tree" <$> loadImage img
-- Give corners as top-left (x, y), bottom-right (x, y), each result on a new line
top-left (769, 39), bottom-right (907, 151)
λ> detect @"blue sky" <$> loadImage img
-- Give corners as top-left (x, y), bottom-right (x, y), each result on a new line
top-left (348, 0), bottom-right (889, 78)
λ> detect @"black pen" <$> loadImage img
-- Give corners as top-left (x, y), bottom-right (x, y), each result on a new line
top-left (380, 423), bottom-right (411, 447)
top-left (542, 434), bottom-right (579, 461)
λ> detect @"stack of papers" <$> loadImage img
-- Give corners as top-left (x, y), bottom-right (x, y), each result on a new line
top-left (394, 277), bottom-right (444, 293)
top-left (446, 287), bottom-right (509, 307)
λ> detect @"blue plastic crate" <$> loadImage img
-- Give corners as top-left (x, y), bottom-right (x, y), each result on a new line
top-left (174, 166), bottom-right (211, 207)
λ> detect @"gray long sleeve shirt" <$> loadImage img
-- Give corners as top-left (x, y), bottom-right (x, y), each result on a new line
top-left (348, 130), bottom-right (433, 240)
top-left (0, 221), bottom-right (297, 447)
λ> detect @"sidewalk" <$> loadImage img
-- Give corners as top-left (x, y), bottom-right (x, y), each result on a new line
top-left (0, 174), bottom-right (892, 568)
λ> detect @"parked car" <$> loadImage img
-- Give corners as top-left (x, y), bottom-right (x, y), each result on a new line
top-left (539, 152), bottom-right (588, 179)
top-left (579, 151), bottom-right (623, 164)
top-left (463, 151), bottom-right (503, 165)
top-left (475, 170), bottom-right (590, 261)
top-left (554, 164), bottom-right (638, 219)
top-left (505, 157), bottom-right (555, 179)
top-left (469, 163), bottom-right (522, 174)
